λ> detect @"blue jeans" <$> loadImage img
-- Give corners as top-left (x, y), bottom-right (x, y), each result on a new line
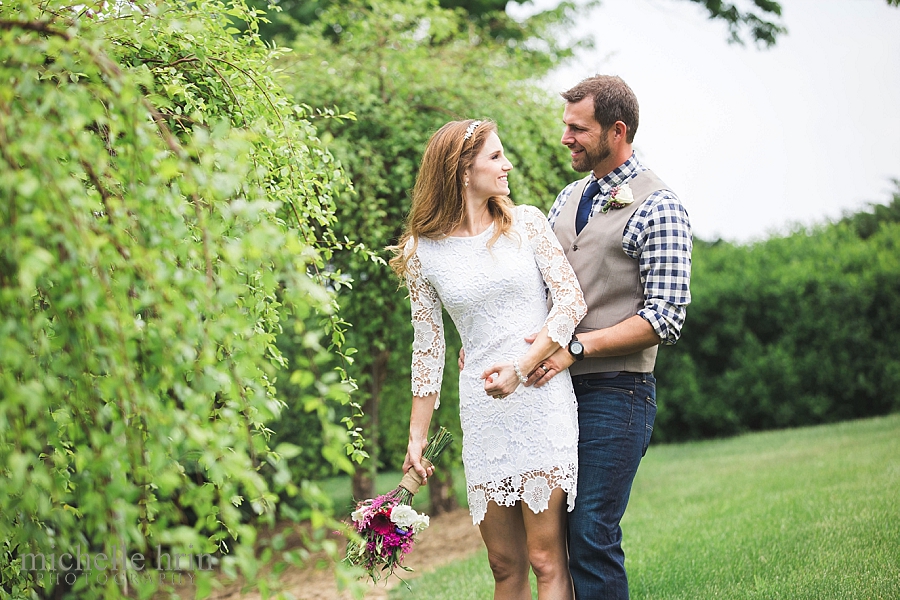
top-left (568, 372), bottom-right (657, 600)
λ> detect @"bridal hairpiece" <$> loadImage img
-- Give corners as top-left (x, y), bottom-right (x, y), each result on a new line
top-left (463, 120), bottom-right (483, 141)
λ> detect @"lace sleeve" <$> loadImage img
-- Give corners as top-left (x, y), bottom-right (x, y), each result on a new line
top-left (522, 205), bottom-right (587, 346)
top-left (406, 249), bottom-right (445, 409)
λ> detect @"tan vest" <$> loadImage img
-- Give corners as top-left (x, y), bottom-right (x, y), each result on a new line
top-left (553, 170), bottom-right (669, 376)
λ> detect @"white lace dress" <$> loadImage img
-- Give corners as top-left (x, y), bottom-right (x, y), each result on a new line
top-left (406, 204), bottom-right (587, 525)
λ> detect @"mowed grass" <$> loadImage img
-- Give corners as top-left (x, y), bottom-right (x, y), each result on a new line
top-left (390, 414), bottom-right (900, 599)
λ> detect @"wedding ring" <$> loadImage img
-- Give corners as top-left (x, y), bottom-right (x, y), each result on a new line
top-left (541, 364), bottom-right (550, 373)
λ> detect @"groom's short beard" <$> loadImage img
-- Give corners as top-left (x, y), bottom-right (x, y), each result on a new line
top-left (572, 146), bottom-right (610, 173)
top-left (571, 134), bottom-right (612, 173)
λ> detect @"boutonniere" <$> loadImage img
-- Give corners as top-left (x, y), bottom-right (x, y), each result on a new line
top-left (600, 183), bottom-right (635, 213)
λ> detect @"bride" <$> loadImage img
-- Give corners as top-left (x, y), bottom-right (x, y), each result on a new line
top-left (390, 119), bottom-right (586, 599)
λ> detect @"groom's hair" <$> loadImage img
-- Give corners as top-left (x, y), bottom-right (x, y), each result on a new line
top-left (561, 75), bottom-right (639, 143)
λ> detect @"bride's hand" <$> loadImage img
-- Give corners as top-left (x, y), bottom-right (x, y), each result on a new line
top-left (480, 361), bottom-right (520, 399)
top-left (402, 439), bottom-right (434, 484)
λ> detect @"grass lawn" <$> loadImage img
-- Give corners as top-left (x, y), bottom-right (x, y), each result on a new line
top-left (389, 414), bottom-right (900, 599)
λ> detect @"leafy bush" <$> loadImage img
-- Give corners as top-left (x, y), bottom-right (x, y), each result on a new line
top-left (0, 1), bottom-right (362, 597)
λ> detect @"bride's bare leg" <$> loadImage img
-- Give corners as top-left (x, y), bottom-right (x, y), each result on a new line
top-left (521, 488), bottom-right (574, 600)
top-left (478, 501), bottom-right (531, 600)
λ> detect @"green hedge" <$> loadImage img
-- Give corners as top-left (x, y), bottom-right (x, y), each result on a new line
top-left (654, 191), bottom-right (900, 441)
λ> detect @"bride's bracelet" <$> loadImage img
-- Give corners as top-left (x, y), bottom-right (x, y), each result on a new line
top-left (513, 358), bottom-right (528, 384)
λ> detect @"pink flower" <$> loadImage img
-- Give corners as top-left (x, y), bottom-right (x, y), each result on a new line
top-left (370, 512), bottom-right (394, 536)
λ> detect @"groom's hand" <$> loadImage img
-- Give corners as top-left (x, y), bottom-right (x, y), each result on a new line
top-left (525, 346), bottom-right (574, 388)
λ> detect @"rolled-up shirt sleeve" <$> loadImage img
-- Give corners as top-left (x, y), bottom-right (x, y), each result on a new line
top-left (624, 190), bottom-right (693, 345)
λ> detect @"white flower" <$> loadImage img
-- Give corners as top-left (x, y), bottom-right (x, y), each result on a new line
top-left (483, 426), bottom-right (509, 461)
top-left (351, 506), bottom-right (368, 523)
top-left (390, 505), bottom-right (430, 533)
top-left (522, 476), bottom-right (551, 513)
top-left (546, 412), bottom-right (575, 448)
top-left (411, 514), bottom-right (430, 534)
top-left (412, 320), bottom-right (436, 351)
top-left (389, 505), bottom-right (417, 526)
top-left (612, 183), bottom-right (634, 204)
top-left (602, 183), bottom-right (635, 213)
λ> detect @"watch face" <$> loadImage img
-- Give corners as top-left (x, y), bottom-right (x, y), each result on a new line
top-left (570, 340), bottom-right (584, 355)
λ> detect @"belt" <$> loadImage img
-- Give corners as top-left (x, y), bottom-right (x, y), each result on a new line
top-left (571, 371), bottom-right (646, 382)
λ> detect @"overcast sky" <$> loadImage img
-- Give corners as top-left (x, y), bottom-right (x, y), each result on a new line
top-left (512, 0), bottom-right (900, 242)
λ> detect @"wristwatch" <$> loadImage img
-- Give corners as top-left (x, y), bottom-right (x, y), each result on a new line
top-left (567, 335), bottom-right (585, 361)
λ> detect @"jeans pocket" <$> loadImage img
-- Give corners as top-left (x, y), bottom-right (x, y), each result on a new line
top-left (576, 386), bottom-right (638, 469)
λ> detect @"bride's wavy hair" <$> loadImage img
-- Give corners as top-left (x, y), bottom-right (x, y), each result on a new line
top-left (389, 119), bottom-right (516, 280)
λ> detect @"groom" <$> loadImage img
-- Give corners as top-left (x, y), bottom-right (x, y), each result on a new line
top-left (529, 75), bottom-right (693, 598)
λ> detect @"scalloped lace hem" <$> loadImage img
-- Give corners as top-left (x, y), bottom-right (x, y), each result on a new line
top-left (466, 464), bottom-right (577, 525)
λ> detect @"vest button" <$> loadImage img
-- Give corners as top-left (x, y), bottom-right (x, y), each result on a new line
top-left (572, 243), bottom-right (578, 251)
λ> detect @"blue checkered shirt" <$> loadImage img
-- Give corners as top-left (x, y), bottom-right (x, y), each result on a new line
top-left (547, 153), bottom-right (692, 344)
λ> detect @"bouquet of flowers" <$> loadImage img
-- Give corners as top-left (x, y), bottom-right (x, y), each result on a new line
top-left (345, 426), bottom-right (453, 583)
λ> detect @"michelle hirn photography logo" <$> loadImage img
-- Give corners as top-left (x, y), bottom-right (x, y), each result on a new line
top-left (20, 543), bottom-right (214, 586)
